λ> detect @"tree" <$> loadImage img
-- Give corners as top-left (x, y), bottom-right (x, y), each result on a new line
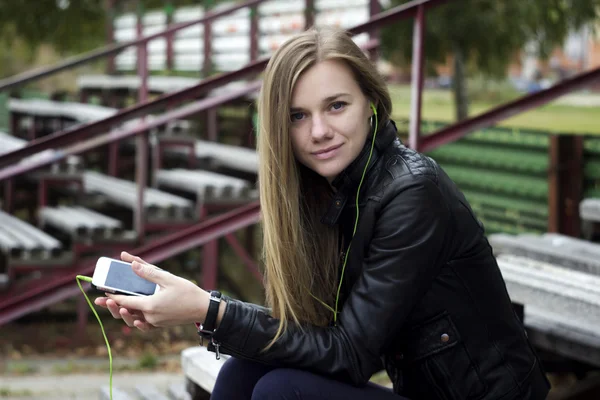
top-left (0, 0), bottom-right (227, 57)
top-left (381, 0), bottom-right (600, 121)
top-left (0, 0), bottom-right (106, 55)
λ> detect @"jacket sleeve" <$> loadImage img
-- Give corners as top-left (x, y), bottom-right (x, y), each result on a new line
top-left (212, 175), bottom-right (452, 384)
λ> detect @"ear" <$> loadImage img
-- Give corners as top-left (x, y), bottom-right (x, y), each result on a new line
top-left (369, 100), bottom-right (377, 117)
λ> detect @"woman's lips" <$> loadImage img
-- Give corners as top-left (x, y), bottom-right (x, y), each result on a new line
top-left (313, 144), bottom-right (343, 160)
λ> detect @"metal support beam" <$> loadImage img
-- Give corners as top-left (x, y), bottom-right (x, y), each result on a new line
top-left (548, 135), bottom-right (583, 237)
top-left (105, 0), bottom-right (116, 74)
top-left (304, 0), bottom-right (315, 29)
top-left (136, 9), bottom-right (149, 241)
top-left (165, 1), bottom-right (174, 71)
top-left (203, 21), bottom-right (213, 77)
top-left (3, 180), bottom-right (13, 212)
top-left (368, 0), bottom-right (381, 61)
top-left (224, 233), bottom-right (262, 282)
top-left (250, 5), bottom-right (259, 62)
top-left (202, 240), bottom-right (219, 290)
top-left (409, 4), bottom-right (425, 151)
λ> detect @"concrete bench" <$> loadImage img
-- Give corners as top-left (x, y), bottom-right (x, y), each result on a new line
top-left (77, 75), bottom-right (250, 97)
top-left (181, 346), bottom-right (228, 397)
top-left (489, 232), bottom-right (600, 276)
top-left (112, 0), bottom-right (371, 72)
top-left (0, 210), bottom-right (62, 260)
top-left (0, 131), bottom-right (81, 174)
top-left (580, 198), bottom-right (600, 239)
top-left (38, 205), bottom-right (126, 241)
top-left (497, 253), bottom-right (600, 367)
top-left (99, 383), bottom-right (191, 400)
top-left (100, 386), bottom-right (131, 400)
top-left (497, 254), bottom-right (600, 342)
top-left (9, 98), bottom-right (116, 122)
top-left (78, 75), bottom-right (201, 93)
top-left (165, 140), bottom-right (258, 174)
top-left (134, 385), bottom-right (171, 400)
top-left (580, 198), bottom-right (600, 223)
top-left (156, 169), bottom-right (257, 207)
top-left (83, 171), bottom-right (195, 221)
top-left (0, 273), bottom-right (9, 290)
top-left (8, 98), bottom-right (190, 136)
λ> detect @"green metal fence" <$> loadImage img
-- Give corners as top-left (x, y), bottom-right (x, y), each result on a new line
top-left (583, 137), bottom-right (600, 199)
top-left (418, 121), bottom-right (550, 235)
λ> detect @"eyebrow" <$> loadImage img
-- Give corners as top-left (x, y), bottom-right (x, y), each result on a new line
top-left (290, 92), bottom-right (351, 113)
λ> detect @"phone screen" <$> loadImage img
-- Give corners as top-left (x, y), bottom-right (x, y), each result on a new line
top-left (105, 260), bottom-right (157, 295)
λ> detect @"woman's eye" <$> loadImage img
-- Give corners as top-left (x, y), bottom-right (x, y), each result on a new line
top-left (290, 112), bottom-right (305, 122)
top-left (331, 101), bottom-right (346, 111)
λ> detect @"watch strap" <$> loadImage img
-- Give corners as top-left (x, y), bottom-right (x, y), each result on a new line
top-left (198, 290), bottom-right (222, 337)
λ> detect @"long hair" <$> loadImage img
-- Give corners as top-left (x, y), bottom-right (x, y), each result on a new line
top-left (257, 27), bottom-right (392, 349)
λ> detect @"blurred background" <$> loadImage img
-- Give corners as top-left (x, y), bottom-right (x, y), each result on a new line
top-left (1, 0), bottom-right (600, 398)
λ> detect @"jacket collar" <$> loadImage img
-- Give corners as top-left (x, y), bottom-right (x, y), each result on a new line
top-left (321, 120), bottom-right (398, 226)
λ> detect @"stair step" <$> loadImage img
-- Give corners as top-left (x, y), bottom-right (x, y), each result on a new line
top-left (489, 232), bottom-right (600, 276)
top-left (168, 383), bottom-right (192, 400)
top-left (135, 384), bottom-right (170, 400)
top-left (100, 386), bottom-right (132, 400)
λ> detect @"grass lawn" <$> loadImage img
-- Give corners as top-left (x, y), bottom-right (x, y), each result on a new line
top-left (388, 85), bottom-right (600, 135)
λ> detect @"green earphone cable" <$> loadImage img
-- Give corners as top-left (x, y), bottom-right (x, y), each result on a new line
top-left (332, 105), bottom-right (378, 324)
top-left (76, 275), bottom-right (113, 400)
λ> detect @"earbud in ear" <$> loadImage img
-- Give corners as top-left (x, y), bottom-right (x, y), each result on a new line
top-left (370, 102), bottom-right (377, 116)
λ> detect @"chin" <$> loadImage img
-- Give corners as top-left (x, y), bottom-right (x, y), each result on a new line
top-left (314, 165), bottom-right (344, 182)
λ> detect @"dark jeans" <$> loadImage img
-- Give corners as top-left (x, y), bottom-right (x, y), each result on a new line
top-left (211, 357), bottom-right (406, 400)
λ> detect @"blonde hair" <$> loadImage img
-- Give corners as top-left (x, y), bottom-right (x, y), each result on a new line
top-left (257, 27), bottom-right (392, 348)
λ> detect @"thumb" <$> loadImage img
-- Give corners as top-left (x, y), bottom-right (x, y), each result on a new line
top-left (132, 260), bottom-right (169, 285)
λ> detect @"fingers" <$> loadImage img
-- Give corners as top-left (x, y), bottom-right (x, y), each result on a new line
top-left (106, 293), bottom-right (147, 311)
top-left (106, 298), bottom-right (123, 319)
top-left (95, 296), bottom-right (153, 332)
top-left (121, 251), bottom-right (149, 266)
top-left (94, 297), bottom-right (108, 308)
top-left (119, 308), bottom-right (139, 327)
top-left (130, 260), bottom-right (169, 285)
top-left (134, 319), bottom-right (154, 332)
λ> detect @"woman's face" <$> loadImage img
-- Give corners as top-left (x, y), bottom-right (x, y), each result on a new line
top-left (289, 60), bottom-right (372, 183)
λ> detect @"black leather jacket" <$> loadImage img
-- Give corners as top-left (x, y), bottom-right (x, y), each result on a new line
top-left (211, 120), bottom-right (550, 400)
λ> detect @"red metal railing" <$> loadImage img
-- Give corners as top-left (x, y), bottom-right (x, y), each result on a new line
top-left (0, 0), bottom-right (448, 174)
top-left (0, 202), bottom-right (261, 325)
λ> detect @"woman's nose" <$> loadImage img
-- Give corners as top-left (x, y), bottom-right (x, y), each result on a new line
top-left (310, 115), bottom-right (332, 141)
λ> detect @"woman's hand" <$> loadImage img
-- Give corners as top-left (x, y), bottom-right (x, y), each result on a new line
top-left (94, 251), bottom-right (210, 331)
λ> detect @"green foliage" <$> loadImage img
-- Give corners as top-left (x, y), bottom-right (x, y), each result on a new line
top-left (0, 0), bottom-right (106, 54)
top-left (0, 387), bottom-right (33, 397)
top-left (137, 351), bottom-right (159, 369)
top-left (381, 0), bottom-right (600, 79)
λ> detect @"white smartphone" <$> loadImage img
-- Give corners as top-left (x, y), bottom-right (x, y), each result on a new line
top-left (92, 256), bottom-right (160, 296)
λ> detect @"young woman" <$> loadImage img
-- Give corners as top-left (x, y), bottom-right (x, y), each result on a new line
top-left (95, 28), bottom-right (551, 400)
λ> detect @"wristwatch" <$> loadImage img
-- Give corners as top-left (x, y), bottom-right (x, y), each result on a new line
top-left (198, 290), bottom-right (222, 338)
